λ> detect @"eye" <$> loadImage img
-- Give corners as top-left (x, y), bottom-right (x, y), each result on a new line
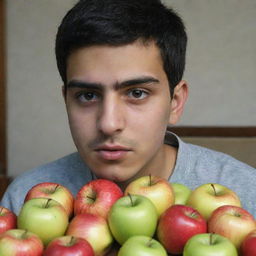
top-left (128, 89), bottom-right (148, 99)
top-left (76, 91), bottom-right (99, 103)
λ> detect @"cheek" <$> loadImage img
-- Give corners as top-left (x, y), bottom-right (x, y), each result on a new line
top-left (129, 102), bottom-right (171, 142)
top-left (141, 100), bottom-right (171, 130)
top-left (67, 109), bottom-right (96, 142)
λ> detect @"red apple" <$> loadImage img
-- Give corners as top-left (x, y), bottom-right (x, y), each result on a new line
top-left (25, 182), bottom-right (74, 217)
top-left (66, 213), bottom-right (113, 256)
top-left (157, 204), bottom-right (207, 255)
top-left (0, 206), bottom-right (17, 234)
top-left (208, 205), bottom-right (256, 250)
top-left (241, 229), bottom-right (256, 256)
top-left (124, 175), bottom-right (174, 216)
top-left (74, 179), bottom-right (123, 219)
top-left (0, 229), bottom-right (44, 256)
top-left (44, 235), bottom-right (94, 256)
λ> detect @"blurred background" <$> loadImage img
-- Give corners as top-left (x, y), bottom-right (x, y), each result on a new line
top-left (0, 0), bottom-right (255, 197)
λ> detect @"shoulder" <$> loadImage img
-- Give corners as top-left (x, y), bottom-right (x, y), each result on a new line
top-left (11, 152), bottom-right (92, 187)
top-left (0, 152), bottom-right (93, 214)
top-left (173, 135), bottom-right (256, 217)
top-left (185, 142), bottom-right (254, 173)
top-left (177, 138), bottom-right (255, 184)
top-left (165, 131), bottom-right (255, 178)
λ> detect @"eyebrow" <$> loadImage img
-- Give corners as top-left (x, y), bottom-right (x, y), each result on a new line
top-left (66, 80), bottom-right (102, 90)
top-left (66, 76), bottom-right (160, 90)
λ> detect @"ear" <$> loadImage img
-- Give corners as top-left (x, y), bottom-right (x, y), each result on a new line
top-left (169, 80), bottom-right (188, 125)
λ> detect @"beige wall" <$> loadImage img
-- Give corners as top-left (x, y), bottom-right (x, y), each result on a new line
top-left (6, 0), bottom-right (256, 177)
top-left (7, 0), bottom-right (77, 177)
top-left (166, 0), bottom-right (256, 126)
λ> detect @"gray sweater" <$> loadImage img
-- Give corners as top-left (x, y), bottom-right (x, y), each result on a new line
top-left (1, 132), bottom-right (255, 217)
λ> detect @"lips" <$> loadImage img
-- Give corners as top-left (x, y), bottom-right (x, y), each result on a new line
top-left (95, 145), bottom-right (131, 161)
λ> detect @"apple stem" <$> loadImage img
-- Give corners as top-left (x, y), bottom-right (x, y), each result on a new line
top-left (190, 212), bottom-right (198, 219)
top-left (68, 236), bottom-right (76, 246)
top-left (45, 198), bottom-right (51, 208)
top-left (234, 212), bottom-right (242, 217)
top-left (149, 174), bottom-right (152, 186)
top-left (128, 193), bottom-right (134, 206)
top-left (209, 233), bottom-right (215, 245)
top-left (21, 230), bottom-right (28, 239)
top-left (53, 184), bottom-right (59, 192)
top-left (146, 238), bottom-right (154, 248)
top-left (210, 184), bottom-right (217, 196)
top-left (87, 195), bottom-right (96, 201)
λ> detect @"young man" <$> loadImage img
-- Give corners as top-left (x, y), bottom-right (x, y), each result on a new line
top-left (1, 0), bottom-right (255, 220)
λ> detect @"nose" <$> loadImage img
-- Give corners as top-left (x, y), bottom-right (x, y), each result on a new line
top-left (97, 94), bottom-right (125, 136)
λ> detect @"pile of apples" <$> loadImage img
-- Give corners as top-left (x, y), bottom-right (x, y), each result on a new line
top-left (1, 175), bottom-right (256, 256)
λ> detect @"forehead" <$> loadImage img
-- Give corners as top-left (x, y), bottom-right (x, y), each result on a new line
top-left (66, 41), bottom-right (167, 84)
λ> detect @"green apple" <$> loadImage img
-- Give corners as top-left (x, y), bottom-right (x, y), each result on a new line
top-left (118, 236), bottom-right (167, 256)
top-left (183, 233), bottom-right (238, 256)
top-left (17, 198), bottom-right (69, 246)
top-left (171, 183), bottom-right (191, 205)
top-left (187, 183), bottom-right (241, 220)
top-left (108, 194), bottom-right (158, 245)
top-left (124, 175), bottom-right (174, 216)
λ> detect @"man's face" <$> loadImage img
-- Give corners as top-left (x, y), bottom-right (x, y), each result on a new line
top-left (65, 41), bottom-right (177, 184)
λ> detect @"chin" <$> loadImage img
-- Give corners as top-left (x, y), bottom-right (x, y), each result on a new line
top-left (94, 168), bottom-right (135, 184)
top-left (99, 173), bottom-right (129, 183)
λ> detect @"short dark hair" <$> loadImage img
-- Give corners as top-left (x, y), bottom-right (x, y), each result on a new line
top-left (55, 0), bottom-right (187, 95)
